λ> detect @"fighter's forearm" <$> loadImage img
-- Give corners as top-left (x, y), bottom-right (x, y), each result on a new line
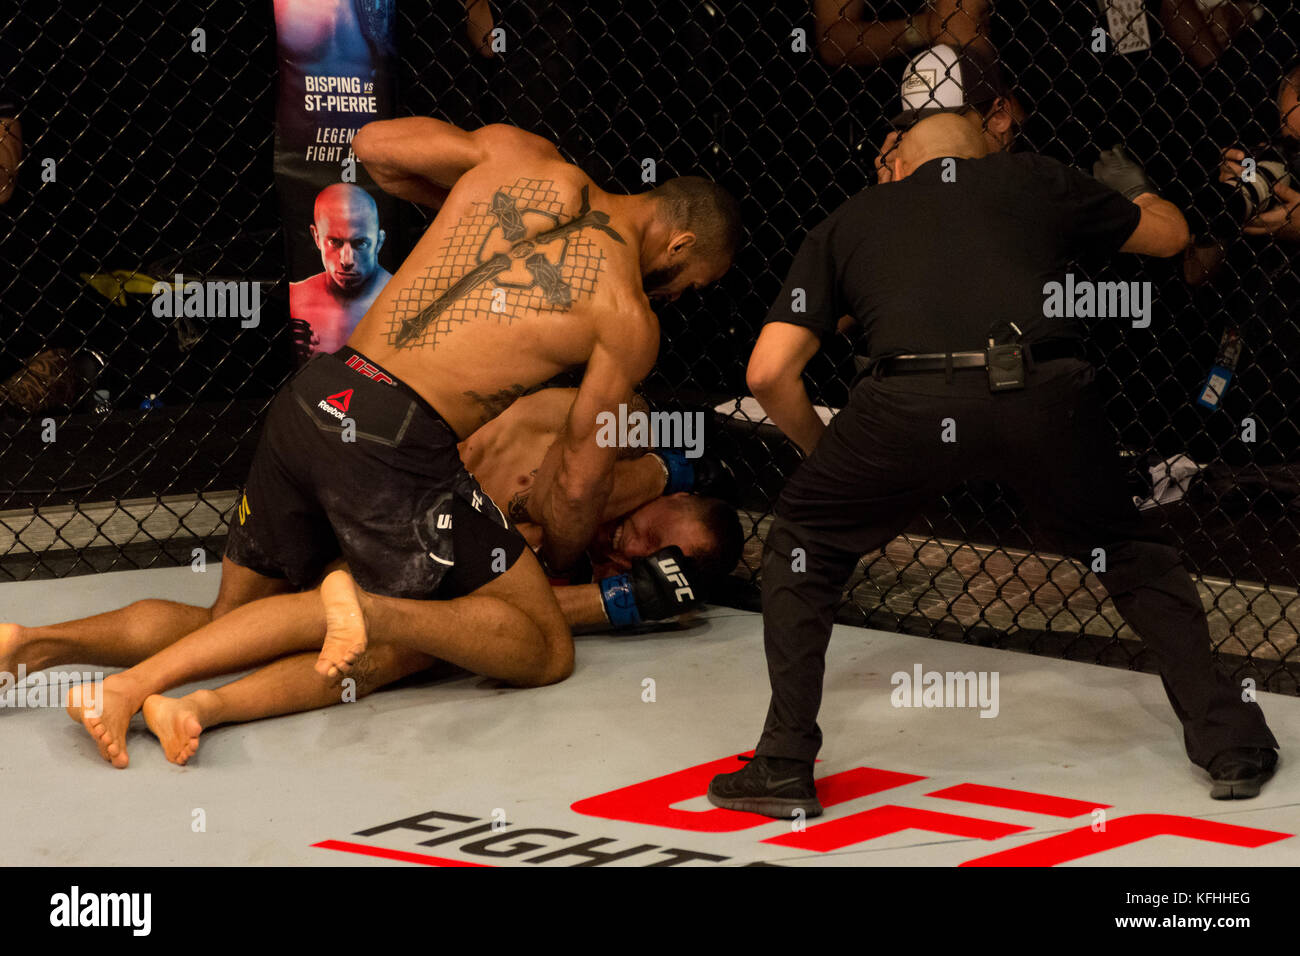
top-left (551, 583), bottom-right (610, 631)
top-left (601, 456), bottom-right (668, 521)
top-left (531, 423), bottom-right (619, 571)
top-left (533, 446), bottom-right (614, 572)
top-left (537, 487), bottom-right (608, 572)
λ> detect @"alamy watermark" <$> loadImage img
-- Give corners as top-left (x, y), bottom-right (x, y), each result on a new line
top-left (0, 666), bottom-right (104, 715)
top-left (890, 664), bottom-right (999, 718)
top-left (151, 273), bottom-right (261, 328)
top-left (49, 886), bottom-right (151, 936)
top-left (596, 403), bottom-right (704, 458)
top-left (1042, 273), bottom-right (1151, 328)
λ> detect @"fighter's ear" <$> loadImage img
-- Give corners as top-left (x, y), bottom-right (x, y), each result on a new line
top-left (375, 229), bottom-right (386, 253)
top-left (669, 231), bottom-right (697, 258)
top-left (309, 223), bottom-right (321, 246)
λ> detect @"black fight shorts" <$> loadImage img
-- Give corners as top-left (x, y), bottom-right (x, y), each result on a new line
top-left (225, 347), bottom-right (527, 598)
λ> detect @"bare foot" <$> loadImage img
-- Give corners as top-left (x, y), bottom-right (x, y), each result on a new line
top-left (316, 568), bottom-right (368, 681)
top-left (66, 676), bottom-right (139, 769)
top-left (143, 691), bottom-right (214, 765)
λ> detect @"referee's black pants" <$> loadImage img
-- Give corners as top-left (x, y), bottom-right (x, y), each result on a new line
top-left (754, 358), bottom-right (1278, 769)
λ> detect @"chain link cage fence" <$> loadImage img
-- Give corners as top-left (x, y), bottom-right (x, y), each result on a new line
top-left (2, 1), bottom-right (1298, 694)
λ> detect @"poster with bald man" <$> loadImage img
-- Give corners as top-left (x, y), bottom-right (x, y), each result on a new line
top-left (272, 0), bottom-right (402, 362)
top-left (290, 183), bottom-right (393, 353)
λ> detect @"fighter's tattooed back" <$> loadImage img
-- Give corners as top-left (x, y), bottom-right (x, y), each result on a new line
top-left (387, 179), bottom-right (625, 350)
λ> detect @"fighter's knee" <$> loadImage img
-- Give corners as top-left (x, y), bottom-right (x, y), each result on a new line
top-left (526, 658), bottom-right (573, 688)
top-left (544, 637), bottom-right (575, 685)
top-left (521, 618), bottom-right (574, 687)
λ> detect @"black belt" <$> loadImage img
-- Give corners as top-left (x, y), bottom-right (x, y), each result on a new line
top-left (872, 339), bottom-right (1085, 376)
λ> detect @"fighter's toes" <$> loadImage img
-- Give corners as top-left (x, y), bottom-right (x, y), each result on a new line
top-left (319, 568), bottom-right (368, 681)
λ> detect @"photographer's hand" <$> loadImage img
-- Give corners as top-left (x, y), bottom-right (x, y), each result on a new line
top-left (1218, 147), bottom-right (1248, 183)
top-left (1243, 180), bottom-right (1300, 241)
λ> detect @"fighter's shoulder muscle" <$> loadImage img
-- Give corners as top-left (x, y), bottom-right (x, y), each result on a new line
top-left (471, 131), bottom-right (582, 192)
top-left (472, 124), bottom-right (564, 164)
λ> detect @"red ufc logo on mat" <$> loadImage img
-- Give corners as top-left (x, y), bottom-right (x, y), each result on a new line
top-left (326, 389), bottom-right (353, 413)
top-left (570, 753), bottom-right (1293, 866)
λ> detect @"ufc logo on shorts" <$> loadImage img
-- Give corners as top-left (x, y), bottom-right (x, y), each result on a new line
top-left (657, 557), bottom-right (694, 602)
top-left (345, 354), bottom-right (395, 385)
top-left (437, 513), bottom-right (452, 530)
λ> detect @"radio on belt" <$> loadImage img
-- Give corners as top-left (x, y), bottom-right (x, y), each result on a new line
top-left (986, 321), bottom-right (1026, 392)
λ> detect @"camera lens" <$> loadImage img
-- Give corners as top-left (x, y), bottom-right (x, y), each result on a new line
top-left (1221, 147), bottom-right (1291, 222)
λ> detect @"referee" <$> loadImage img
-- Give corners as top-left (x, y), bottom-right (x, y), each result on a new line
top-left (709, 114), bottom-right (1279, 818)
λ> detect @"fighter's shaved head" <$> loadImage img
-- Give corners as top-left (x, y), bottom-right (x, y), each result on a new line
top-left (896, 113), bottom-right (989, 177)
top-left (314, 182), bottom-right (379, 227)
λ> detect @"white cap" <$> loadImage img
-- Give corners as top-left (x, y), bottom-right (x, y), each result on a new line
top-left (892, 44), bottom-right (1008, 127)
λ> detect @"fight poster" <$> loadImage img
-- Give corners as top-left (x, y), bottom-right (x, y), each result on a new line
top-left (272, 0), bottom-right (402, 362)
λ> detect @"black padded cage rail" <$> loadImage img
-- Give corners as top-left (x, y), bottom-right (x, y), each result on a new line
top-left (1, 1), bottom-right (1297, 693)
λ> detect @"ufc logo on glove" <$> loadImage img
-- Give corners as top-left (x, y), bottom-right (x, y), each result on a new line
top-left (657, 556), bottom-right (696, 603)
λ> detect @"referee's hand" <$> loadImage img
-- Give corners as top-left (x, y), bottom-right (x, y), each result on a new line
top-left (1093, 144), bottom-right (1156, 200)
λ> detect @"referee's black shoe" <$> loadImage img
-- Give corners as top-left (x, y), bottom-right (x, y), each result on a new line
top-left (1207, 747), bottom-right (1278, 800)
top-left (707, 755), bottom-right (823, 819)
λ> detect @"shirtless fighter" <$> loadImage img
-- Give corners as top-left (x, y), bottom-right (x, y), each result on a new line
top-left (3, 385), bottom-right (744, 765)
top-left (148, 387), bottom-right (743, 766)
top-left (461, 386), bottom-right (743, 601)
top-left (52, 118), bottom-right (741, 767)
top-left (1, 386), bottom-right (743, 680)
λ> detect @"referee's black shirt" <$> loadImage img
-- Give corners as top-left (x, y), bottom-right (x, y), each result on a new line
top-left (764, 151), bottom-right (1142, 358)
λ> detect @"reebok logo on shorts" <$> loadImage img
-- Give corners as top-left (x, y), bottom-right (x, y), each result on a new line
top-left (317, 389), bottom-right (353, 420)
top-left (237, 493), bottom-right (251, 526)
